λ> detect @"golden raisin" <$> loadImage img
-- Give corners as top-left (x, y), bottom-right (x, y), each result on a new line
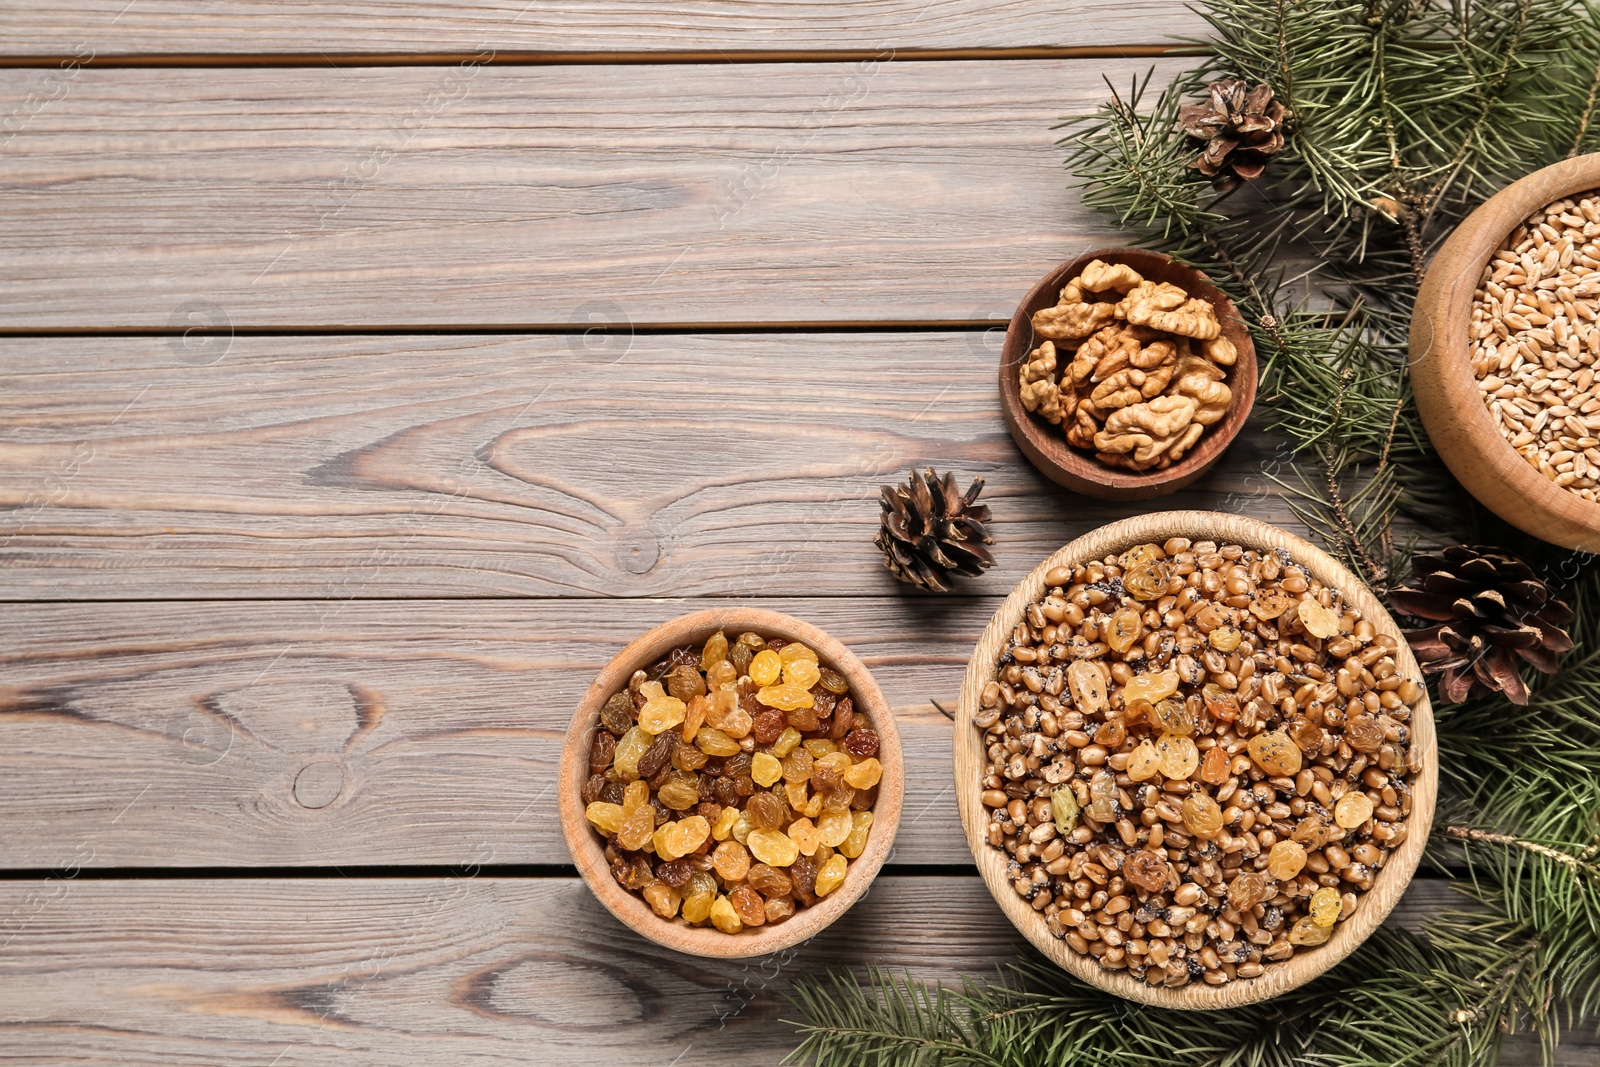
top-left (783, 658), bottom-right (822, 690)
top-left (757, 684), bottom-right (815, 712)
top-left (1105, 607), bottom-right (1143, 653)
top-left (813, 854), bottom-right (848, 897)
top-left (1297, 599), bottom-right (1341, 639)
top-left (1334, 791), bottom-right (1375, 829)
top-left (1127, 740), bottom-right (1161, 782)
top-left (1122, 559), bottom-right (1170, 601)
top-left (1123, 849), bottom-right (1170, 893)
top-left (701, 630), bottom-right (729, 672)
top-left (1156, 733), bottom-right (1199, 779)
top-left (1181, 792), bottom-right (1224, 837)
top-left (1289, 914), bottom-right (1333, 945)
top-left (749, 649), bottom-right (783, 686)
top-left (1265, 839), bottom-right (1307, 879)
top-left (1227, 870), bottom-right (1273, 910)
top-left (843, 758), bottom-right (882, 790)
top-left (1248, 730), bottom-right (1302, 776)
top-left (748, 827), bottom-right (801, 866)
top-left (1123, 669), bottom-right (1180, 707)
top-left (710, 895), bottom-right (742, 933)
top-left (1309, 886), bottom-right (1342, 926)
top-left (712, 839), bottom-right (751, 882)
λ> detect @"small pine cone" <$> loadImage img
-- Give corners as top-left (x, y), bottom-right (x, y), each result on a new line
top-left (875, 468), bottom-right (995, 592)
top-left (1387, 546), bottom-right (1574, 705)
top-left (1176, 79), bottom-right (1287, 189)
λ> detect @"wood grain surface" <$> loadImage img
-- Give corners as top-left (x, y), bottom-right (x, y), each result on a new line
top-left (0, 334), bottom-right (1299, 600)
top-left (0, 59), bottom-right (1186, 328)
top-left (0, 1), bottom-right (1204, 57)
top-left (0, 875), bottom-right (1583, 1066)
top-left (0, 597), bottom-right (973, 868)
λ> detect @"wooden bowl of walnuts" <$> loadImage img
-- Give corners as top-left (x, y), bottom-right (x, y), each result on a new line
top-left (953, 512), bottom-right (1436, 1008)
top-left (560, 607), bottom-right (903, 958)
top-left (1000, 249), bottom-right (1257, 501)
top-left (1411, 152), bottom-right (1600, 552)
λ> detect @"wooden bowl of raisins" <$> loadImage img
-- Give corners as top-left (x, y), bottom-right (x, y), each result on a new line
top-left (560, 607), bottom-right (903, 958)
top-left (953, 511), bottom-right (1436, 1008)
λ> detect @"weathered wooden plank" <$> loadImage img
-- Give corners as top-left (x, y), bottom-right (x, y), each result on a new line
top-left (0, 596), bottom-right (984, 868)
top-left (0, 1), bottom-right (1205, 57)
top-left (0, 59), bottom-right (1187, 328)
top-left (0, 875), bottom-right (1582, 1065)
top-left (0, 334), bottom-right (1301, 600)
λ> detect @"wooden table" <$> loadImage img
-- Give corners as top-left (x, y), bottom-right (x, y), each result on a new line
top-left (0, 6), bottom-right (1591, 1063)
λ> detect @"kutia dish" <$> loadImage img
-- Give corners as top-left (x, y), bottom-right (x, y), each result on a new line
top-left (1412, 151), bottom-right (1600, 552)
top-left (1001, 249), bottom-right (1256, 501)
top-left (560, 608), bottom-right (902, 958)
top-left (954, 512), bottom-right (1436, 1008)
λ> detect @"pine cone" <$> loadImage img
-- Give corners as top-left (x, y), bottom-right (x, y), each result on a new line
top-left (1176, 79), bottom-right (1287, 188)
top-left (1387, 546), bottom-right (1574, 705)
top-left (875, 469), bottom-right (995, 592)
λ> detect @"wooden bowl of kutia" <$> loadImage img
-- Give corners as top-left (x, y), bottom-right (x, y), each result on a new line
top-left (560, 607), bottom-right (903, 958)
top-left (1412, 152), bottom-right (1600, 552)
top-left (1000, 248), bottom-right (1258, 502)
top-left (954, 511), bottom-right (1436, 1008)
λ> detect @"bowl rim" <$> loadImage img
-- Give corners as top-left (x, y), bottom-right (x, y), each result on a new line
top-left (999, 248), bottom-right (1258, 502)
top-left (559, 606), bottom-right (904, 959)
top-left (1411, 152), bottom-right (1600, 550)
top-left (952, 511), bottom-right (1437, 1009)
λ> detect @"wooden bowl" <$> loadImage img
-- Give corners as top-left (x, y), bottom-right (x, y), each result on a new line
top-left (560, 607), bottom-right (903, 959)
top-left (953, 511), bottom-right (1436, 1008)
top-left (1000, 249), bottom-right (1258, 501)
top-left (1412, 153), bottom-right (1600, 551)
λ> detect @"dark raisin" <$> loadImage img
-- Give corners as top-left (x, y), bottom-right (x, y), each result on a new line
top-left (790, 854), bottom-right (820, 906)
top-left (831, 698), bottom-right (855, 739)
top-left (581, 773), bottom-right (607, 806)
top-left (713, 775), bottom-right (738, 807)
top-left (701, 757), bottom-right (726, 777)
top-left (650, 799), bottom-right (670, 826)
top-left (656, 859), bottom-right (692, 887)
top-left (672, 741), bottom-right (708, 773)
top-left (817, 666), bottom-right (850, 694)
top-left (729, 884), bottom-right (767, 926)
top-left (751, 709), bottom-right (787, 744)
top-left (811, 690), bottom-right (837, 717)
top-left (786, 705), bottom-right (820, 732)
top-left (600, 693), bottom-right (635, 736)
top-left (766, 637), bottom-right (787, 652)
top-left (668, 646), bottom-right (699, 670)
top-left (812, 764), bottom-right (845, 795)
top-left (740, 690), bottom-right (764, 717)
top-left (618, 856), bottom-right (654, 890)
top-left (725, 752), bottom-right (753, 779)
top-left (850, 785), bottom-right (877, 810)
top-left (730, 643), bottom-right (753, 675)
top-left (636, 731), bottom-right (675, 779)
top-left (746, 792), bottom-right (786, 830)
top-left (667, 663), bottom-right (706, 701)
top-left (645, 657), bottom-right (673, 683)
top-left (695, 801), bottom-right (723, 824)
top-left (590, 730), bottom-right (616, 773)
top-left (748, 863), bottom-right (793, 898)
top-left (843, 728), bottom-right (879, 758)
top-left (600, 780), bottom-right (626, 805)
top-left (733, 774), bottom-right (756, 797)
